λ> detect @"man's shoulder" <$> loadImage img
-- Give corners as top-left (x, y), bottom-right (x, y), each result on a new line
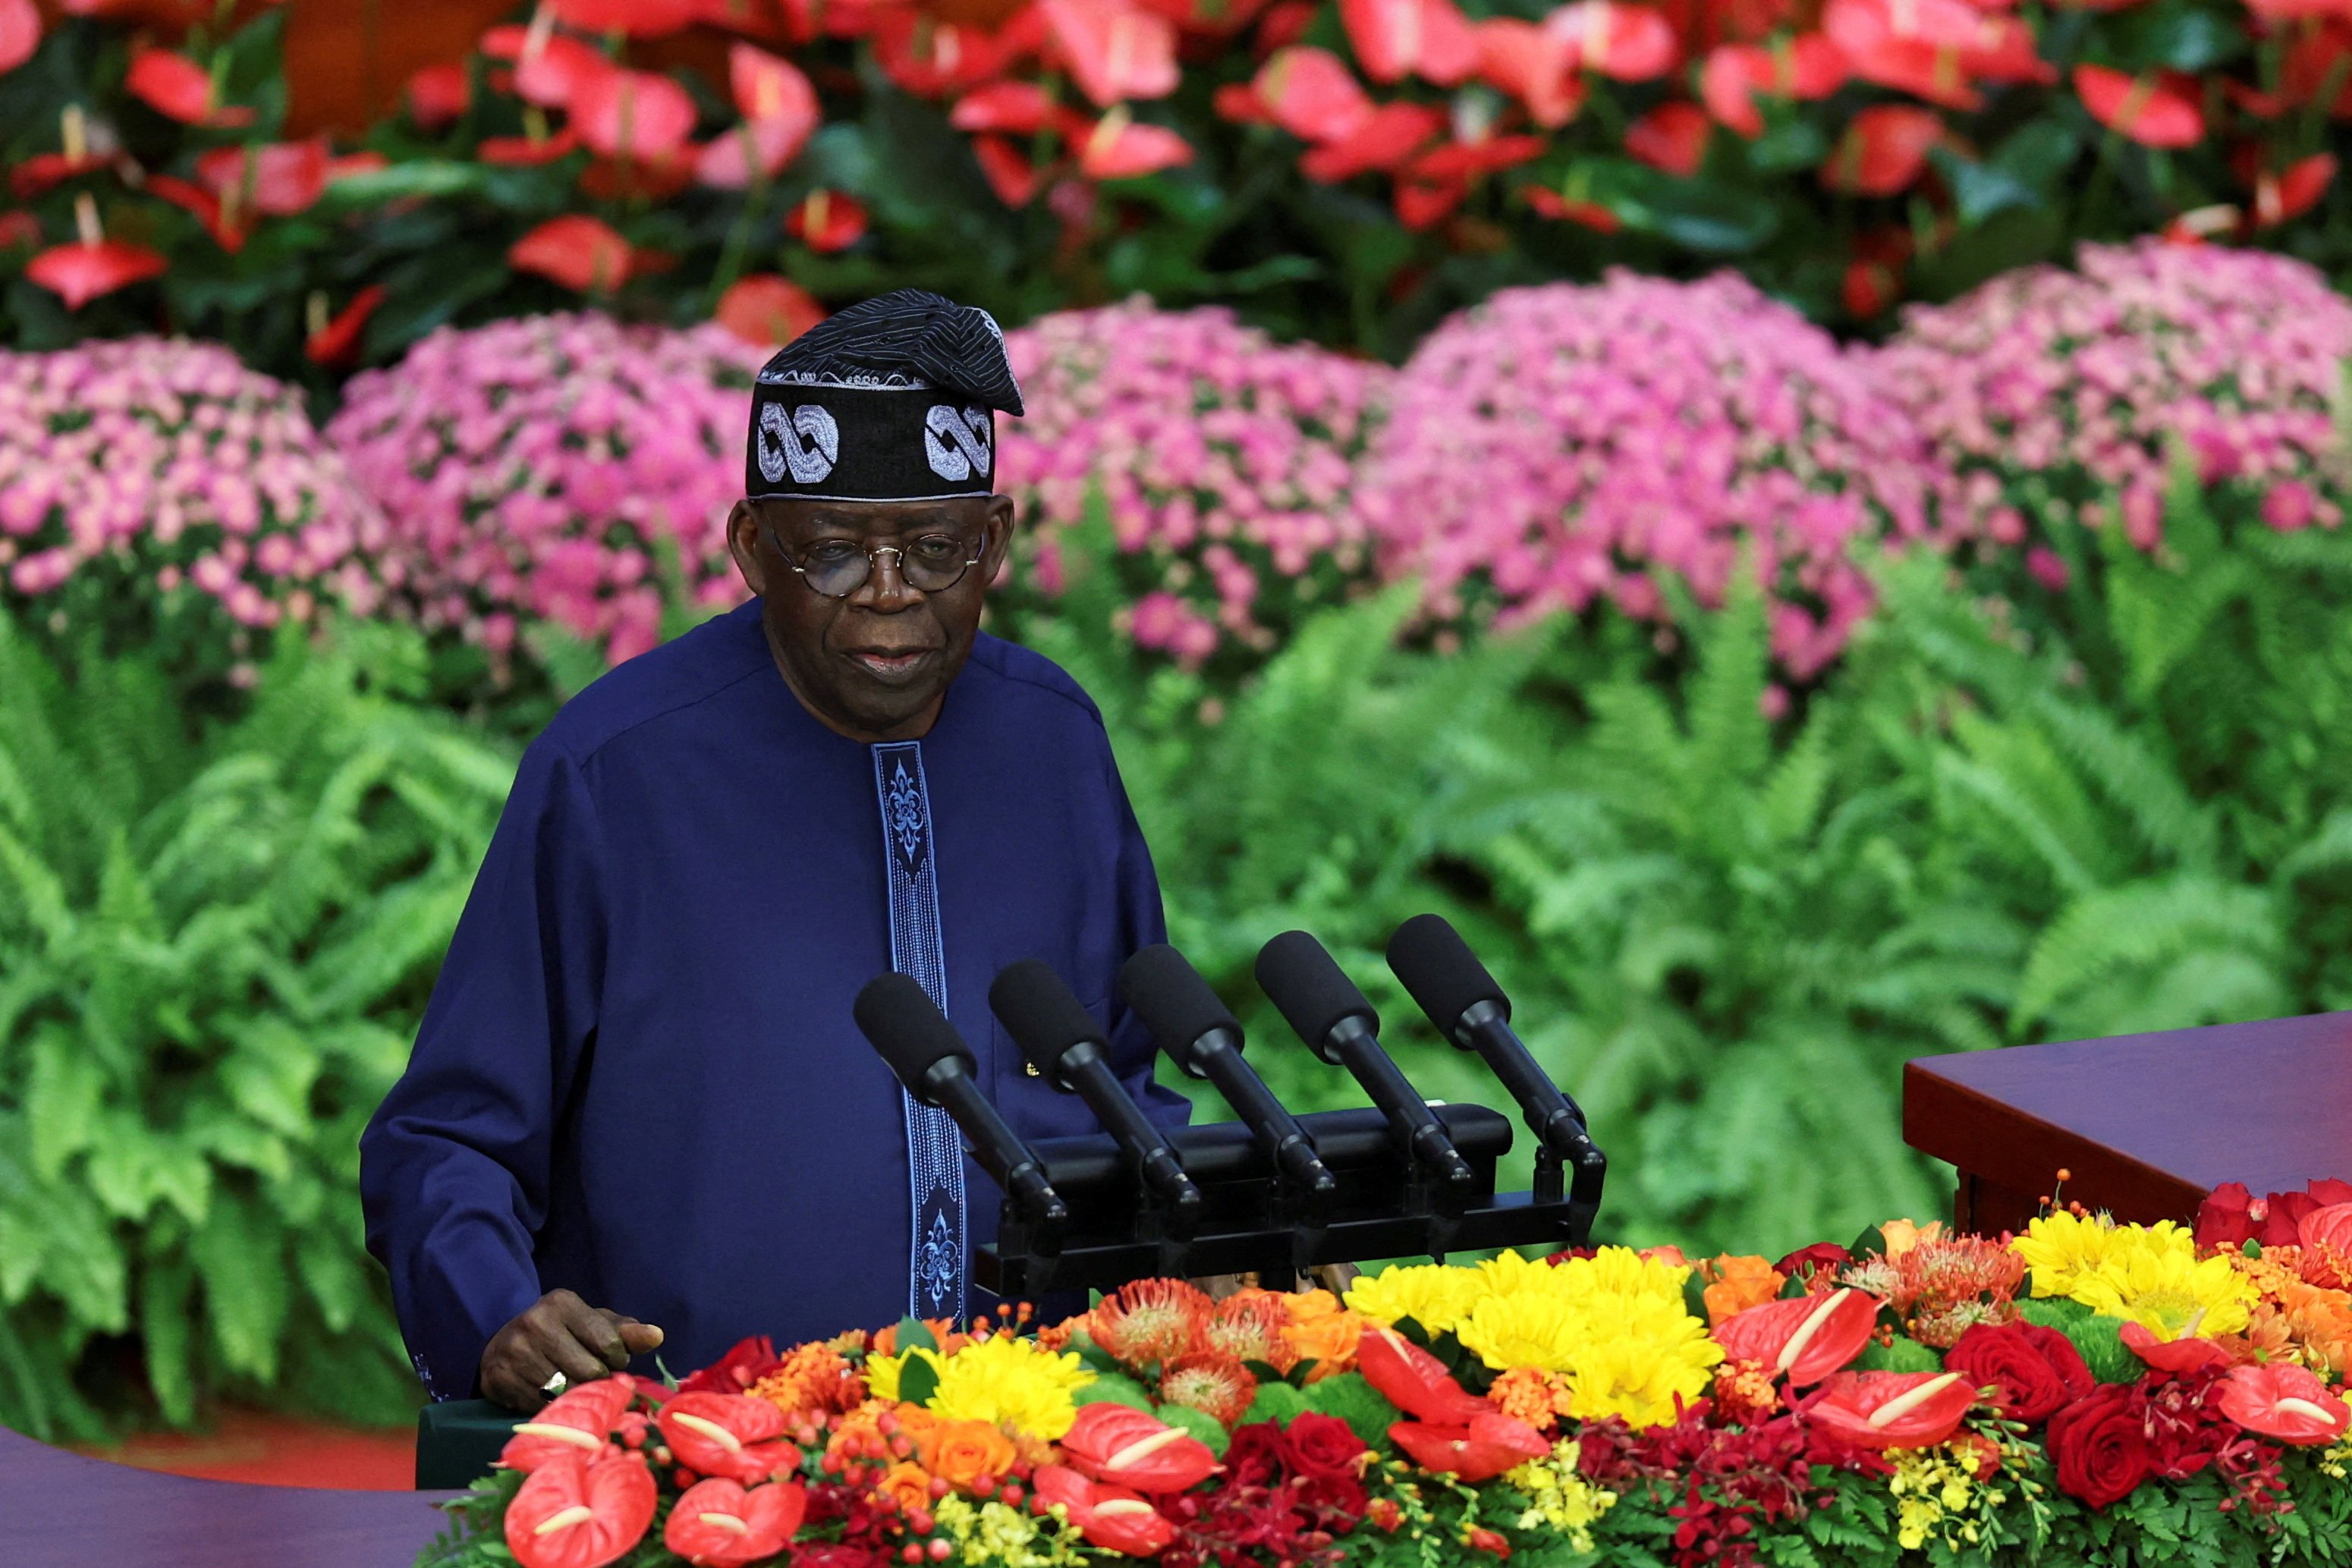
top-left (962, 633), bottom-right (1107, 732)
top-left (536, 602), bottom-right (771, 765)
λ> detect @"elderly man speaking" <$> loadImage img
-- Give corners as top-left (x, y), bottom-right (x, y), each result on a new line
top-left (361, 291), bottom-right (1184, 1412)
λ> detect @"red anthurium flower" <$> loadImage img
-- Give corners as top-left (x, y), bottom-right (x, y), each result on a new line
top-left (483, 27), bottom-right (618, 111)
top-left (0, 0), bottom-right (42, 76)
top-left (1700, 38), bottom-right (1844, 137)
top-left (729, 42), bottom-right (819, 134)
top-left (1212, 81), bottom-right (1271, 124)
top-left (1357, 1326), bottom-right (1493, 1424)
top-left (1339, 0), bottom-right (1481, 86)
top-left (409, 62), bottom-right (470, 129)
top-left (1804, 1371), bottom-right (1976, 1449)
top-left (572, 69), bottom-right (698, 160)
top-left (952, 80), bottom-right (1060, 135)
top-left (307, 284), bottom-right (387, 369)
top-left (2074, 64), bottom-right (2203, 148)
top-left (328, 151), bottom-right (390, 183)
top-left (126, 49), bottom-right (256, 127)
top-left (1042, 0), bottom-right (1179, 107)
top-left (1521, 182), bottom-right (1621, 231)
top-left (196, 140), bottom-right (331, 218)
top-left (2162, 203), bottom-right (2240, 245)
top-left (869, 10), bottom-right (1039, 97)
top-left (1407, 134), bottom-right (1545, 182)
top-left (147, 174), bottom-right (245, 252)
top-left (550, 0), bottom-right (700, 36)
top-left (1548, 1), bottom-right (1678, 82)
top-left (1253, 46), bottom-right (1375, 143)
top-left (716, 273), bottom-right (825, 347)
top-left (1058, 1403), bottom-right (1218, 1493)
top-left (2253, 152), bottom-right (2337, 228)
top-left (1299, 102), bottom-right (1447, 180)
top-left (1624, 101), bottom-right (1711, 176)
top-left (1842, 225), bottom-right (1910, 316)
top-left (971, 134), bottom-right (1042, 205)
top-left (0, 210), bottom-right (38, 250)
top-left (656, 1391), bottom-right (797, 1485)
top-left (2118, 1320), bottom-right (2231, 1374)
top-left (664, 1477), bottom-right (808, 1566)
top-left (1033, 1465), bottom-right (1175, 1556)
top-left (1476, 19), bottom-right (1583, 127)
top-left (480, 129), bottom-right (583, 165)
top-left (785, 190), bottom-right (866, 253)
top-left (2219, 1363), bottom-right (2352, 1446)
top-left (1079, 112), bottom-right (1193, 179)
top-left (501, 1380), bottom-right (637, 1473)
top-left (511, 214), bottom-right (639, 292)
top-left (1820, 105), bottom-right (1942, 195)
top-left (1714, 1288), bottom-right (1880, 1384)
top-left (27, 237), bottom-right (165, 308)
top-left (505, 1450), bottom-right (657, 1568)
top-left (11, 152), bottom-right (112, 200)
top-left (695, 118), bottom-right (806, 187)
top-left (1388, 1412), bottom-right (1549, 1483)
top-left (1394, 177), bottom-right (1465, 230)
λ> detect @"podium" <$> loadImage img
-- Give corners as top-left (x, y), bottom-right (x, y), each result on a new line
top-left (1903, 1010), bottom-right (2352, 1234)
top-left (414, 1400), bottom-right (521, 1490)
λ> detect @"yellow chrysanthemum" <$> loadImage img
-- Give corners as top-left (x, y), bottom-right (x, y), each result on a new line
top-left (1457, 1289), bottom-right (1582, 1374)
top-left (2011, 1212), bottom-right (2193, 1300)
top-left (863, 1344), bottom-right (936, 1403)
top-left (1344, 1262), bottom-right (1483, 1336)
top-left (1473, 1249), bottom-right (1575, 1302)
top-left (926, 1333), bottom-right (1095, 1439)
top-left (2068, 1244), bottom-right (2260, 1341)
top-left (1547, 1290), bottom-right (1722, 1429)
top-left (1549, 1246), bottom-right (1693, 1305)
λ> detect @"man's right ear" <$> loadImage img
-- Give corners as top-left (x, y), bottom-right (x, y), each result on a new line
top-left (725, 500), bottom-right (769, 595)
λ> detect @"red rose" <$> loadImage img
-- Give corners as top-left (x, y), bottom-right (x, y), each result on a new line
top-left (1944, 1322), bottom-right (2093, 1425)
top-left (2045, 1383), bottom-right (2152, 1510)
top-left (1222, 1421), bottom-right (1287, 1488)
top-left (1281, 1412), bottom-right (1369, 1482)
top-left (1774, 1243), bottom-right (1853, 1283)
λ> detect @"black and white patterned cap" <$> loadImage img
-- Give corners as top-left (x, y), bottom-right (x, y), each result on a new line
top-left (746, 289), bottom-right (1023, 504)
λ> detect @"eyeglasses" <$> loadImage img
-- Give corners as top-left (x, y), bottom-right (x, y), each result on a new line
top-left (768, 527), bottom-right (983, 599)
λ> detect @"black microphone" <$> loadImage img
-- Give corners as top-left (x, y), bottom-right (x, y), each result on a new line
top-left (1253, 931), bottom-right (1475, 1192)
top-left (988, 960), bottom-right (1203, 1224)
top-left (1118, 944), bottom-right (1337, 1205)
top-left (854, 973), bottom-right (1068, 1229)
top-left (1385, 913), bottom-right (1606, 1234)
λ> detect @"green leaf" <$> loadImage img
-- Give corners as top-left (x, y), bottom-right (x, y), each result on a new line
top-left (192, 1192), bottom-right (289, 1381)
top-left (1074, 1371), bottom-right (1158, 1412)
top-left (1240, 1380), bottom-right (1309, 1429)
top-left (1159, 1401), bottom-right (1232, 1455)
top-left (1620, 177), bottom-right (1780, 256)
top-left (896, 1352), bottom-right (941, 1408)
top-left (892, 1315), bottom-right (939, 1355)
top-left (140, 1252), bottom-right (197, 1427)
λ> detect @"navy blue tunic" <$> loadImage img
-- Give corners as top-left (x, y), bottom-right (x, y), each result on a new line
top-left (360, 602), bottom-right (1184, 1398)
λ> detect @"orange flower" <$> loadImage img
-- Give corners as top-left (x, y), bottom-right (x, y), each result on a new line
top-left (2299, 1203), bottom-right (2352, 1290)
top-left (2277, 1280), bottom-right (2352, 1376)
top-left (750, 1343), bottom-right (865, 1422)
top-left (1699, 1255), bottom-right (1785, 1326)
top-left (1204, 1290), bottom-right (1297, 1372)
top-left (1486, 1367), bottom-right (1566, 1433)
top-left (917, 1419), bottom-right (1016, 1491)
top-left (873, 1460), bottom-right (932, 1513)
top-left (872, 1320), bottom-right (968, 1356)
top-left (1095, 1280), bottom-right (1213, 1368)
top-left (1279, 1290), bottom-right (1362, 1377)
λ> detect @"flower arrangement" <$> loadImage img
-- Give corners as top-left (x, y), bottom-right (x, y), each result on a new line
top-left (995, 303), bottom-right (1388, 680)
top-left (327, 313), bottom-right (759, 671)
top-left (424, 1183), bottom-right (2352, 1568)
top-left (1873, 240), bottom-right (2352, 593)
top-left (0, 336), bottom-right (385, 679)
top-left (1359, 273), bottom-right (1961, 679)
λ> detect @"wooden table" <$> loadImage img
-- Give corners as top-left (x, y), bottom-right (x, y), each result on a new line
top-left (1903, 1010), bottom-right (2352, 1236)
top-left (0, 1423), bottom-right (454, 1566)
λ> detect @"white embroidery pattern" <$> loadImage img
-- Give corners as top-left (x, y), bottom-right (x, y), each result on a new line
top-left (759, 402), bottom-right (841, 485)
top-left (922, 404), bottom-right (992, 483)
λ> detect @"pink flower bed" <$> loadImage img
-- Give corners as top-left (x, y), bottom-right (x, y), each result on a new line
top-left (1874, 240), bottom-right (2352, 587)
top-left (1360, 272), bottom-right (1961, 679)
top-left (328, 313), bottom-right (759, 668)
top-left (0, 337), bottom-right (384, 641)
top-left (999, 300), bottom-right (1388, 670)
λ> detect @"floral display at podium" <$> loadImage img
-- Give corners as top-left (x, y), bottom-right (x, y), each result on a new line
top-left (423, 1187), bottom-right (2352, 1568)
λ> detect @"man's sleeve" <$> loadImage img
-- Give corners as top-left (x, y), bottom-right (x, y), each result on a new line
top-left (359, 736), bottom-right (608, 1399)
top-left (1099, 743), bottom-right (1192, 1127)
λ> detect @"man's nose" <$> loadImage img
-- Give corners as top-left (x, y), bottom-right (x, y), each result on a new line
top-left (854, 547), bottom-right (919, 608)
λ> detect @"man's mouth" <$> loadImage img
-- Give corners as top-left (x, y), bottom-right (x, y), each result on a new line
top-left (845, 647), bottom-right (939, 682)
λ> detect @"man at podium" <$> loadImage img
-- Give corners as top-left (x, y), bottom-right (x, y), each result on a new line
top-left (360, 292), bottom-right (1185, 1412)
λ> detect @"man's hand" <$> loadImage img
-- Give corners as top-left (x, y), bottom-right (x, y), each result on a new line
top-left (480, 1289), bottom-right (665, 1412)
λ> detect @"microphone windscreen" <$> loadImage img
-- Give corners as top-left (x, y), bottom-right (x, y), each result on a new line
top-left (1387, 913), bottom-right (1511, 1033)
top-left (1119, 944), bottom-right (1240, 1072)
top-left (989, 959), bottom-right (1105, 1084)
top-left (1254, 930), bottom-right (1378, 1051)
top-left (854, 972), bottom-right (975, 1097)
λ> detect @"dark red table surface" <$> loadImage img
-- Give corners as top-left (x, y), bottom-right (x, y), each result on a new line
top-left (1904, 1009), bottom-right (2352, 1233)
top-left (0, 1423), bottom-right (455, 1566)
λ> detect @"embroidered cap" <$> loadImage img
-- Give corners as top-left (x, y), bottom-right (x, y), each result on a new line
top-left (747, 288), bottom-right (1023, 505)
